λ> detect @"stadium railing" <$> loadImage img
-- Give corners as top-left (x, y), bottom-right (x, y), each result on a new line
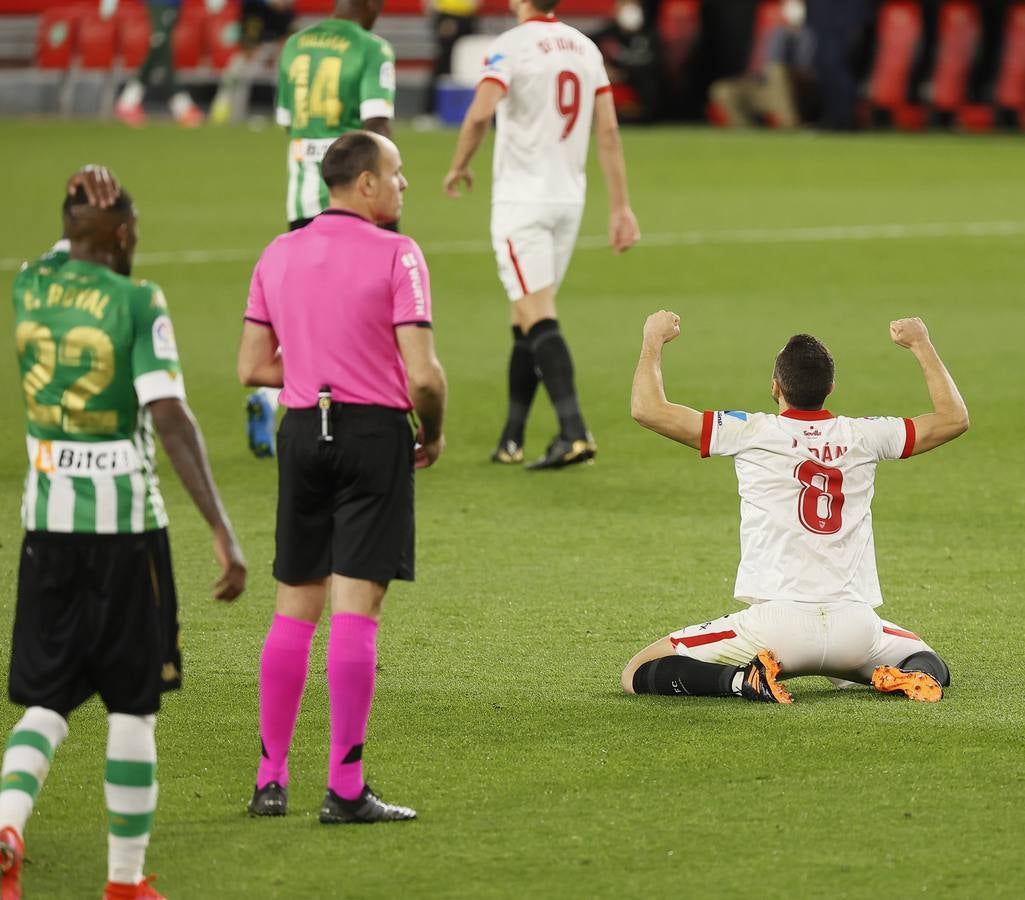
top-left (1, 0), bottom-right (614, 117)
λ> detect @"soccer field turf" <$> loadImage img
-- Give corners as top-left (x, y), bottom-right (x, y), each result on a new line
top-left (1, 121), bottom-right (1023, 898)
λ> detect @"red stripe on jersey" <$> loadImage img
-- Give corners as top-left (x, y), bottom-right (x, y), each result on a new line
top-left (883, 625), bottom-right (921, 641)
top-left (781, 409), bottom-right (834, 421)
top-left (900, 417), bottom-right (916, 459)
top-left (700, 410), bottom-right (714, 458)
top-left (480, 76), bottom-right (507, 93)
top-left (506, 239), bottom-right (529, 296)
top-left (596, 84), bottom-right (613, 96)
top-left (524, 15), bottom-right (559, 24)
top-left (670, 629), bottom-right (737, 649)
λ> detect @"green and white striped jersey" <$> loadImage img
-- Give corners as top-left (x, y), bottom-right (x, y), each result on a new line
top-left (13, 243), bottom-right (186, 534)
top-left (276, 17), bottom-right (396, 223)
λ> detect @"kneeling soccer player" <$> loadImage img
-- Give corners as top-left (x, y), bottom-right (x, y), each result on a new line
top-left (622, 310), bottom-right (966, 704)
top-left (0, 168), bottom-right (246, 899)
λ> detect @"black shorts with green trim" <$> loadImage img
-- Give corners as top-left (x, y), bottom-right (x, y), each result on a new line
top-left (8, 529), bottom-right (181, 716)
top-left (273, 404), bottom-right (416, 585)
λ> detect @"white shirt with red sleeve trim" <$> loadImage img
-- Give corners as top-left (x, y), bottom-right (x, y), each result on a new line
top-left (700, 408), bottom-right (916, 607)
top-left (479, 15), bottom-right (611, 206)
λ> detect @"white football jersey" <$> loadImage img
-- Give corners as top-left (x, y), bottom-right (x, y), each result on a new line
top-left (478, 15), bottom-right (611, 205)
top-left (701, 409), bottom-right (916, 607)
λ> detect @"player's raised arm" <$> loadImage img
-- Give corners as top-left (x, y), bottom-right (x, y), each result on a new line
top-left (149, 398), bottom-right (247, 600)
top-left (890, 317), bottom-right (969, 456)
top-left (593, 91), bottom-right (640, 254)
top-left (631, 311), bottom-right (703, 449)
top-left (443, 79), bottom-right (505, 198)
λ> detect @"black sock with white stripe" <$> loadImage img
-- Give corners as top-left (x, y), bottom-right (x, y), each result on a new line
top-left (500, 326), bottom-right (538, 447)
top-left (527, 318), bottom-right (587, 442)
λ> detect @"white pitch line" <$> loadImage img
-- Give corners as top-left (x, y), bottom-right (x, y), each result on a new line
top-left (2, 220), bottom-right (1023, 272)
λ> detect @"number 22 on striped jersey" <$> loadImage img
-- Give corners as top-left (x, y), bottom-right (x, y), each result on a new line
top-left (289, 54), bottom-right (343, 129)
top-left (556, 70), bottom-right (581, 140)
top-left (16, 322), bottom-right (117, 434)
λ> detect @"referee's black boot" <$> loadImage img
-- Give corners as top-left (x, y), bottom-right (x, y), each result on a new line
top-left (319, 786), bottom-right (416, 824)
top-left (248, 781), bottom-right (287, 816)
top-left (525, 433), bottom-right (597, 471)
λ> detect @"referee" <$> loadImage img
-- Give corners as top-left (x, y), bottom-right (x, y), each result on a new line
top-left (237, 131), bottom-right (447, 823)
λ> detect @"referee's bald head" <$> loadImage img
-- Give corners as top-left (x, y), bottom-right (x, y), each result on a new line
top-left (322, 131), bottom-right (391, 191)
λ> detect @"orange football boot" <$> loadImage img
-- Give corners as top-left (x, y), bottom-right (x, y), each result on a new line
top-left (102, 874), bottom-right (166, 899)
top-left (741, 650), bottom-right (794, 704)
top-left (0, 826), bottom-right (24, 900)
top-left (871, 666), bottom-right (943, 702)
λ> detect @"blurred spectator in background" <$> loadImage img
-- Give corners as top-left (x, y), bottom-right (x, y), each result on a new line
top-left (590, 0), bottom-right (665, 123)
top-left (708, 0), bottom-right (816, 128)
top-left (806, 0), bottom-right (872, 129)
top-left (111, 0), bottom-right (212, 127)
top-left (210, 0), bottom-right (297, 124)
top-left (427, 0), bottom-right (480, 114)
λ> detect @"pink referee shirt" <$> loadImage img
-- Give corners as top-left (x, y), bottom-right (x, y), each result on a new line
top-left (245, 210), bottom-right (432, 410)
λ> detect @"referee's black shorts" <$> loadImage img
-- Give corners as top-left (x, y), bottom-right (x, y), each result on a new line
top-left (273, 404), bottom-right (416, 586)
top-left (9, 529), bottom-right (181, 717)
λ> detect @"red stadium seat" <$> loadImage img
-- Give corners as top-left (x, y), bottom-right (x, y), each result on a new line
top-left (864, 0), bottom-right (924, 128)
top-left (35, 5), bottom-right (81, 70)
top-left (78, 11), bottom-right (118, 71)
top-left (172, 11), bottom-right (205, 70)
top-left (930, 0), bottom-right (982, 113)
top-left (657, 0), bottom-right (700, 108)
top-left (954, 3), bottom-right (1025, 132)
top-left (995, 2), bottom-right (1025, 112)
top-left (867, 0), bottom-right (922, 108)
top-left (116, 7), bottom-right (152, 70)
top-left (747, 0), bottom-right (784, 76)
top-left (205, 10), bottom-right (241, 70)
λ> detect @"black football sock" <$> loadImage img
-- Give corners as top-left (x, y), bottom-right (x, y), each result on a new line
top-left (500, 326), bottom-right (538, 447)
top-left (632, 656), bottom-right (743, 697)
top-left (898, 651), bottom-right (951, 687)
top-left (527, 318), bottom-right (587, 442)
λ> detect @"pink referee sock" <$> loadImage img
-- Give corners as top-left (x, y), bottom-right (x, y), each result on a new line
top-left (327, 613), bottom-right (379, 801)
top-left (256, 613), bottom-right (317, 790)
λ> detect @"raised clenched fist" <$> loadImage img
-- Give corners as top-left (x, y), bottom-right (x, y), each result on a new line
top-left (643, 310), bottom-right (681, 347)
top-left (889, 317), bottom-right (930, 350)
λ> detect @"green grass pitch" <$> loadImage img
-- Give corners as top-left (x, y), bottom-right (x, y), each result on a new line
top-left (1, 121), bottom-right (1024, 898)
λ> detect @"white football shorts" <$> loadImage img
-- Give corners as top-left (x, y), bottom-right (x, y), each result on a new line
top-left (667, 600), bottom-right (937, 685)
top-left (490, 202), bottom-right (584, 301)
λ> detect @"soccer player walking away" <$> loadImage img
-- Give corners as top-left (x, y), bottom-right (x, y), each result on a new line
top-left (622, 311), bottom-right (968, 704)
top-left (443, 0), bottom-right (641, 470)
top-left (238, 132), bottom-right (446, 823)
top-left (245, 0), bottom-right (399, 458)
top-left (0, 167), bottom-right (246, 900)
top-left (112, 0), bottom-right (207, 128)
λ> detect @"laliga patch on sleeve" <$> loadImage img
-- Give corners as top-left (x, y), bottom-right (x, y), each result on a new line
top-left (152, 315), bottom-right (179, 361)
top-left (379, 61), bottom-right (396, 93)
